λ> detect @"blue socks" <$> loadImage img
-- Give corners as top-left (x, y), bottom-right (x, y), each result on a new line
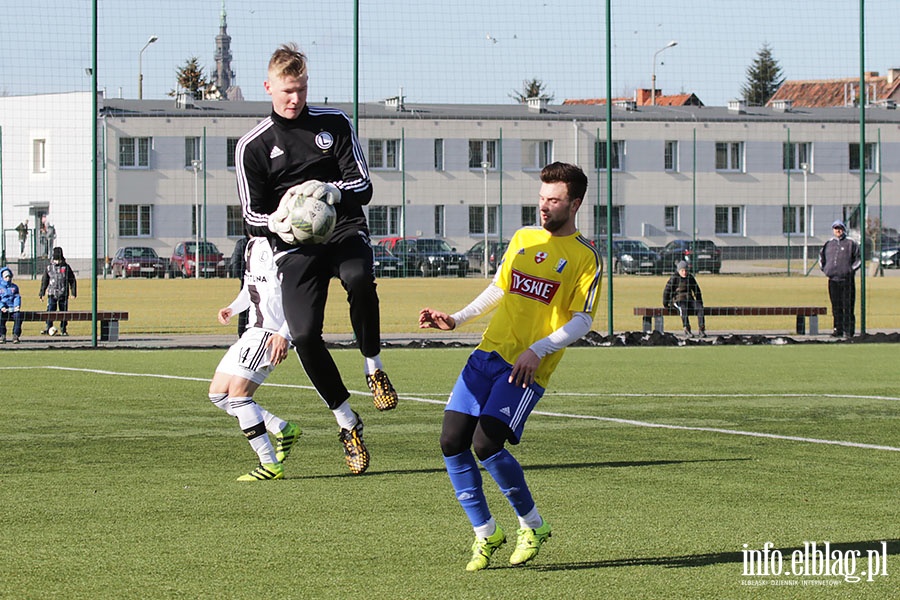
top-left (481, 448), bottom-right (535, 518)
top-left (445, 448), bottom-right (536, 527)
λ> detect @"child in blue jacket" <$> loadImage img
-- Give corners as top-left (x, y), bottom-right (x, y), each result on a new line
top-left (0, 266), bottom-right (23, 344)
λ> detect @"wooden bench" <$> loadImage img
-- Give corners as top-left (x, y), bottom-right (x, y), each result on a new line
top-left (19, 311), bottom-right (129, 341)
top-left (633, 306), bottom-right (827, 335)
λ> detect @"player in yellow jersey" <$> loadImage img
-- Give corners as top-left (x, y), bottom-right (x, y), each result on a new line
top-left (419, 162), bottom-right (602, 571)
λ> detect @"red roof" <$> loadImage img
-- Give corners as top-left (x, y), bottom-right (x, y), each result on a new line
top-left (767, 71), bottom-right (900, 108)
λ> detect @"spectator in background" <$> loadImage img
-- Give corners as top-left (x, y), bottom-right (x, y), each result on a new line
top-left (46, 223), bottom-right (57, 257)
top-left (0, 266), bottom-right (24, 344)
top-left (39, 247), bottom-right (77, 336)
top-left (663, 261), bottom-right (706, 337)
top-left (819, 220), bottom-right (861, 338)
top-left (15, 221), bottom-right (29, 256)
top-left (230, 235), bottom-right (250, 337)
top-left (38, 220), bottom-right (49, 258)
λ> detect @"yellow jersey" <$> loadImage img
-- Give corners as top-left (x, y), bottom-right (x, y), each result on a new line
top-left (478, 227), bottom-right (603, 387)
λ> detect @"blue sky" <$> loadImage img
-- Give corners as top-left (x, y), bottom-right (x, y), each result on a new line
top-left (1, 1), bottom-right (896, 107)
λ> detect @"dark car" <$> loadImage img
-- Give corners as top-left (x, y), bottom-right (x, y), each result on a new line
top-left (659, 239), bottom-right (722, 273)
top-left (372, 245), bottom-right (403, 278)
top-left (110, 246), bottom-right (166, 278)
top-left (169, 240), bottom-right (227, 278)
top-left (465, 240), bottom-right (510, 275)
top-left (379, 238), bottom-right (469, 277)
top-left (595, 239), bottom-right (663, 275)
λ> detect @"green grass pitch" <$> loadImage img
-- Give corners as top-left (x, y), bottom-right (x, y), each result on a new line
top-left (0, 345), bottom-right (897, 599)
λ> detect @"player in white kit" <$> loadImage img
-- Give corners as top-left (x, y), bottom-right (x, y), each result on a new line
top-left (209, 237), bottom-right (300, 481)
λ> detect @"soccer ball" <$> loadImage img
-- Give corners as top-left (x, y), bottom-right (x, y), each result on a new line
top-left (48, 326), bottom-right (58, 336)
top-left (288, 190), bottom-right (337, 244)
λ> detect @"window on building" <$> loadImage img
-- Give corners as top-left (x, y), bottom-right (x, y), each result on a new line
top-left (32, 139), bottom-right (47, 173)
top-left (849, 142), bottom-right (877, 172)
top-left (715, 141), bottom-right (744, 172)
top-left (119, 205), bottom-right (152, 237)
top-left (782, 206), bottom-right (806, 235)
top-left (664, 206), bottom-right (679, 230)
top-left (594, 140), bottom-right (624, 171)
top-left (368, 139), bottom-right (400, 169)
top-left (434, 139), bottom-right (444, 171)
top-left (434, 205), bottom-right (445, 236)
top-left (783, 142), bottom-right (812, 171)
top-left (468, 139), bottom-right (498, 169)
top-left (227, 205), bottom-right (243, 237)
top-left (119, 137), bottom-right (151, 168)
top-left (368, 206), bottom-right (402, 236)
top-left (593, 204), bottom-right (623, 236)
top-left (842, 205), bottom-right (860, 230)
top-left (664, 141), bottom-right (679, 172)
top-left (521, 205), bottom-right (537, 227)
top-left (522, 140), bottom-right (552, 170)
top-left (468, 205), bottom-right (498, 235)
top-left (185, 137), bottom-right (201, 167)
top-left (226, 138), bottom-right (239, 169)
top-left (715, 205), bottom-right (744, 235)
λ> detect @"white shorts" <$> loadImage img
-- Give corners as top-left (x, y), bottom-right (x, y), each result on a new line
top-left (215, 328), bottom-right (279, 385)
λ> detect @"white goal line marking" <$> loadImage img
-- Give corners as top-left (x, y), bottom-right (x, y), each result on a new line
top-left (6, 366), bottom-right (898, 452)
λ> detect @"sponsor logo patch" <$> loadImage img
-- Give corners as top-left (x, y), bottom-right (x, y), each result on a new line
top-left (509, 268), bottom-right (560, 304)
top-left (535, 251), bottom-right (548, 264)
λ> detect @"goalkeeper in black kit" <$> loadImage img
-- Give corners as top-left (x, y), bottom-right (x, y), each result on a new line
top-left (235, 43), bottom-right (397, 475)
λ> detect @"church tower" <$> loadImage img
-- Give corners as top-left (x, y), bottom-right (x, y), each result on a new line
top-left (212, 1), bottom-right (243, 100)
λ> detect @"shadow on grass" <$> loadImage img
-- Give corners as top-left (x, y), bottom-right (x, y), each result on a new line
top-left (291, 457), bottom-right (750, 480)
top-left (531, 540), bottom-right (900, 572)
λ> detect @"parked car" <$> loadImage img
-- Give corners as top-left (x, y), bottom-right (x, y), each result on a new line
top-left (880, 246), bottom-right (900, 269)
top-left (378, 237), bottom-right (469, 277)
top-left (465, 240), bottom-right (510, 274)
top-left (594, 239), bottom-right (663, 275)
top-left (372, 245), bottom-right (403, 278)
top-left (110, 246), bottom-right (166, 278)
top-left (169, 240), bottom-right (227, 278)
top-left (658, 239), bottom-right (722, 273)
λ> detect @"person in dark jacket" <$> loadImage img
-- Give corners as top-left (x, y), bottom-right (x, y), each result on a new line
top-left (39, 246), bottom-right (77, 335)
top-left (0, 266), bottom-right (24, 344)
top-left (663, 261), bottom-right (706, 337)
top-left (818, 220), bottom-right (861, 338)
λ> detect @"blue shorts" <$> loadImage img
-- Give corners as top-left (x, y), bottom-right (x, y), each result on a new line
top-left (445, 350), bottom-right (545, 444)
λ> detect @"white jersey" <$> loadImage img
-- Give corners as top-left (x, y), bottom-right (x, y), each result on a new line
top-left (228, 237), bottom-right (291, 341)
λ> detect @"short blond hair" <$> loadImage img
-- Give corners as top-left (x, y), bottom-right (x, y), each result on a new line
top-left (268, 43), bottom-right (307, 79)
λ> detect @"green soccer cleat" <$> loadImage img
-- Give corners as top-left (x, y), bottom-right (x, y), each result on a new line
top-left (366, 369), bottom-right (399, 411)
top-left (466, 525), bottom-right (506, 572)
top-left (236, 462), bottom-right (284, 482)
top-left (509, 521), bottom-right (552, 566)
top-left (338, 412), bottom-right (370, 475)
top-left (274, 421), bottom-right (301, 463)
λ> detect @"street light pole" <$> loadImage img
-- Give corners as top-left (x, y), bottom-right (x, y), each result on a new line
top-left (191, 159), bottom-right (202, 279)
top-left (651, 40), bottom-right (678, 106)
top-left (138, 35), bottom-right (158, 100)
top-left (481, 161), bottom-right (490, 278)
top-left (800, 162), bottom-right (809, 270)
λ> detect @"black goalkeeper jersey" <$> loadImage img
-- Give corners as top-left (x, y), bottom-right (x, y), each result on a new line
top-left (236, 105), bottom-right (373, 251)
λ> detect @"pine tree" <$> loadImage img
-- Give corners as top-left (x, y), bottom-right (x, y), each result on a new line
top-left (169, 57), bottom-right (212, 100)
top-left (741, 44), bottom-right (784, 106)
top-left (510, 78), bottom-right (555, 104)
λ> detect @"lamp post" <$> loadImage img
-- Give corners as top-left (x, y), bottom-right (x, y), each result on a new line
top-left (481, 161), bottom-right (490, 278)
top-left (191, 159), bottom-right (202, 279)
top-left (138, 35), bottom-right (158, 100)
top-left (800, 161), bottom-right (809, 270)
top-left (651, 40), bottom-right (678, 106)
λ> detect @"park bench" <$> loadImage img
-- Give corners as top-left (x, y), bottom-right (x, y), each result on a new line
top-left (633, 306), bottom-right (827, 335)
top-left (19, 311), bottom-right (129, 341)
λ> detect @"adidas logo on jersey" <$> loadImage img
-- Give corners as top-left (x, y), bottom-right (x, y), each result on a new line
top-left (500, 406), bottom-right (511, 416)
top-left (270, 145), bottom-right (284, 159)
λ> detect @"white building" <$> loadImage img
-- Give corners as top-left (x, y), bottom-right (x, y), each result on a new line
top-left (2, 91), bottom-right (898, 272)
